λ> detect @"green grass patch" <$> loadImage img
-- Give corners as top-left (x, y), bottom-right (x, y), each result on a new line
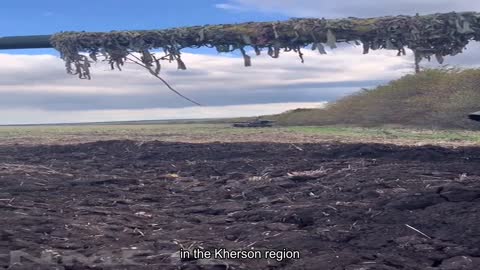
top-left (285, 125), bottom-right (480, 143)
top-left (1, 123), bottom-right (480, 145)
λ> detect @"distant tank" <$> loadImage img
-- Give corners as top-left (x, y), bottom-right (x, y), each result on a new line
top-left (232, 118), bottom-right (275, 128)
top-left (469, 111), bottom-right (480, 122)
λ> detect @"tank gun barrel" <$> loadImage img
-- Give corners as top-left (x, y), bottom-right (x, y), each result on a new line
top-left (0, 35), bottom-right (52, 50)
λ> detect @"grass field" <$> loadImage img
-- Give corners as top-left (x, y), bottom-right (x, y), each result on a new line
top-left (1, 123), bottom-right (480, 146)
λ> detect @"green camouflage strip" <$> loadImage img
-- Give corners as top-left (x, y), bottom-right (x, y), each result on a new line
top-left (50, 12), bottom-right (480, 79)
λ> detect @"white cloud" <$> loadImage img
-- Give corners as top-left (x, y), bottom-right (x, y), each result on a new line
top-left (0, 39), bottom-right (478, 124)
top-left (0, 45), bottom-right (413, 96)
top-left (215, 3), bottom-right (247, 11)
top-left (0, 102), bottom-right (326, 125)
top-left (216, 0), bottom-right (480, 18)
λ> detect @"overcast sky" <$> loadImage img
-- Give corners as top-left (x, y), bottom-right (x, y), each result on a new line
top-left (0, 0), bottom-right (479, 124)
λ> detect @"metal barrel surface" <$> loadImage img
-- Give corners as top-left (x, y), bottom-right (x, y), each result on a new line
top-left (469, 111), bottom-right (480, 122)
top-left (0, 35), bottom-right (52, 50)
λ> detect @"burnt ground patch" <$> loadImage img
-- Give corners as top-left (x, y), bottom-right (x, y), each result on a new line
top-left (0, 140), bottom-right (480, 269)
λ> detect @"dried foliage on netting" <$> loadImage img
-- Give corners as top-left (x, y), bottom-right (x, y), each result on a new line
top-left (50, 11), bottom-right (480, 79)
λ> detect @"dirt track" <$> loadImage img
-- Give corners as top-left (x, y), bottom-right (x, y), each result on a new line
top-left (1, 140), bottom-right (480, 269)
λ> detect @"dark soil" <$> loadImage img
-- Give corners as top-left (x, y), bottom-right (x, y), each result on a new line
top-left (1, 140), bottom-right (480, 270)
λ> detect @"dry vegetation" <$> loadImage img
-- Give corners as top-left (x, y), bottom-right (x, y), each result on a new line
top-left (1, 124), bottom-right (480, 147)
top-left (271, 68), bottom-right (480, 129)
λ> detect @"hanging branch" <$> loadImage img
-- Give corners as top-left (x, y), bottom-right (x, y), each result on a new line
top-left (50, 11), bottom-right (480, 78)
top-left (126, 53), bottom-right (201, 106)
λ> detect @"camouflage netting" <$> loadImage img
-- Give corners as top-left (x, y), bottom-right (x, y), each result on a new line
top-left (50, 11), bottom-right (480, 79)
